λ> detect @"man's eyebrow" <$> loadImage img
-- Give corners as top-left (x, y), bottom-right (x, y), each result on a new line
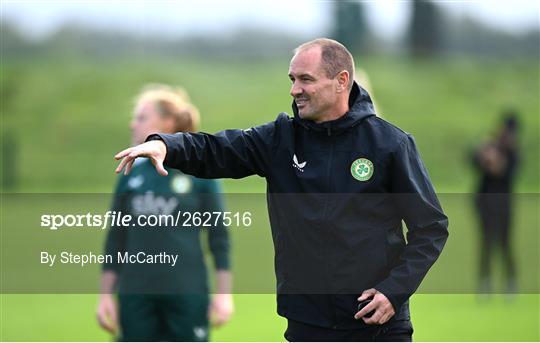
top-left (288, 73), bottom-right (314, 79)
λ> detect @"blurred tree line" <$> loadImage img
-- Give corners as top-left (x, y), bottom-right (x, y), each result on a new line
top-left (330, 0), bottom-right (538, 58)
top-left (1, 0), bottom-right (538, 190)
top-left (1, 0), bottom-right (538, 62)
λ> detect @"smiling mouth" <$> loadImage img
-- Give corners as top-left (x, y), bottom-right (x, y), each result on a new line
top-left (295, 98), bottom-right (309, 107)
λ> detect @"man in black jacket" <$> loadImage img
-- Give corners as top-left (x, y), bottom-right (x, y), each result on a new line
top-left (115, 38), bottom-right (449, 341)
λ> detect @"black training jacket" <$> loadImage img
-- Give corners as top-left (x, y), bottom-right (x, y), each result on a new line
top-left (148, 82), bottom-right (449, 329)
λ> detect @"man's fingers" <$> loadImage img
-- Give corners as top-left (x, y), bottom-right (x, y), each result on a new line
top-left (115, 148), bottom-right (133, 160)
top-left (115, 156), bottom-right (131, 174)
top-left (354, 300), bottom-right (377, 319)
top-left (378, 312), bottom-right (391, 325)
top-left (115, 141), bottom-right (167, 176)
top-left (156, 161), bottom-right (168, 176)
top-left (154, 159), bottom-right (168, 176)
top-left (124, 159), bottom-right (134, 175)
top-left (357, 293), bottom-right (369, 301)
top-left (362, 301), bottom-right (395, 325)
top-left (357, 288), bottom-right (376, 301)
top-left (363, 306), bottom-right (384, 325)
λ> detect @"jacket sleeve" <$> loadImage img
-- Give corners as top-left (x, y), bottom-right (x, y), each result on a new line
top-left (202, 179), bottom-right (231, 271)
top-left (146, 115), bottom-right (284, 179)
top-left (375, 134), bottom-right (449, 314)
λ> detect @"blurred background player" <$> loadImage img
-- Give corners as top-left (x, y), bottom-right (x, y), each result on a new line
top-left (472, 110), bottom-right (520, 296)
top-left (96, 84), bottom-right (233, 341)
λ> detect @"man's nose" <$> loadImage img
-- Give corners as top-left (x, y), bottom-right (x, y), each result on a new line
top-left (290, 82), bottom-right (302, 97)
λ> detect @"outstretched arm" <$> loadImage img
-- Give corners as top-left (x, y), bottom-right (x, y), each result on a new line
top-left (115, 115), bottom-right (284, 179)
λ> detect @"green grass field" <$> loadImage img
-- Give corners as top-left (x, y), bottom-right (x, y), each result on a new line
top-left (1, 294), bottom-right (538, 341)
top-left (1, 54), bottom-right (539, 341)
top-left (1, 193), bottom-right (538, 341)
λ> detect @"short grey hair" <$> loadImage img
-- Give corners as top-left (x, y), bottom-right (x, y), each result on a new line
top-left (294, 38), bottom-right (355, 90)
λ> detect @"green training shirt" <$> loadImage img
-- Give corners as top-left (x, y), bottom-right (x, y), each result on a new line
top-left (103, 158), bottom-right (230, 294)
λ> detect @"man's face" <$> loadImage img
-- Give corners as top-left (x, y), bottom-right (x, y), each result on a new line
top-left (288, 47), bottom-right (340, 123)
top-left (130, 101), bottom-right (165, 145)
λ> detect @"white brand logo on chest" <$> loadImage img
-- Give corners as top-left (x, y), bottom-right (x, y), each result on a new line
top-left (292, 154), bottom-right (307, 172)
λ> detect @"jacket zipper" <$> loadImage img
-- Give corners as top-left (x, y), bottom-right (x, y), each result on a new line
top-left (322, 134), bottom-right (338, 326)
top-left (321, 135), bottom-right (334, 216)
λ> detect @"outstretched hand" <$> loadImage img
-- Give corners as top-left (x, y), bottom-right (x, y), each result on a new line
top-left (115, 140), bottom-right (168, 176)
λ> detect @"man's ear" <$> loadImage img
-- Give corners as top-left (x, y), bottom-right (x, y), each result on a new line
top-left (336, 70), bottom-right (349, 93)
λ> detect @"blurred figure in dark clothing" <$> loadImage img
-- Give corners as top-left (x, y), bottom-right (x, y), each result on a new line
top-left (472, 110), bottom-right (520, 295)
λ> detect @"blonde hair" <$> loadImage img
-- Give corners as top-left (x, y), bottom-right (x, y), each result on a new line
top-left (135, 83), bottom-right (200, 132)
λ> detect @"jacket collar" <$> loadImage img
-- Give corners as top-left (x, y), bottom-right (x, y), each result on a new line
top-left (292, 81), bottom-right (376, 136)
